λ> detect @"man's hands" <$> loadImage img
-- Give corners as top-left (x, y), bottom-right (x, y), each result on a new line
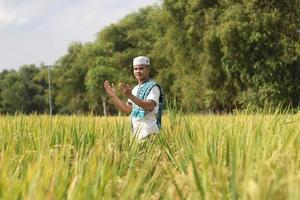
top-left (103, 80), bottom-right (132, 114)
top-left (104, 80), bottom-right (155, 112)
top-left (104, 81), bottom-right (132, 97)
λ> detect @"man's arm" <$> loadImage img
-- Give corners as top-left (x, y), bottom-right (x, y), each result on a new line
top-left (104, 81), bottom-right (132, 114)
top-left (110, 96), bottom-right (132, 114)
top-left (127, 94), bottom-right (156, 111)
top-left (119, 83), bottom-right (156, 111)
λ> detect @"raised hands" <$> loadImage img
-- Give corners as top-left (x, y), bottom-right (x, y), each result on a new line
top-left (103, 80), bottom-right (132, 114)
top-left (104, 81), bottom-right (132, 97)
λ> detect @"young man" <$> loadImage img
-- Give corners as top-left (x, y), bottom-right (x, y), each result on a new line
top-left (104, 56), bottom-right (163, 140)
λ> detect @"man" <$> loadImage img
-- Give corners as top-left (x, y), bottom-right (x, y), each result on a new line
top-left (104, 56), bottom-right (163, 140)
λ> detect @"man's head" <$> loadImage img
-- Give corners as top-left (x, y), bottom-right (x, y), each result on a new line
top-left (133, 56), bottom-right (150, 83)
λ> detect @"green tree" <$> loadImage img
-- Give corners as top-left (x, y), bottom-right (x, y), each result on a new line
top-left (0, 65), bottom-right (46, 114)
top-left (85, 66), bottom-right (118, 115)
top-left (162, 0), bottom-right (300, 111)
top-left (215, 0), bottom-right (300, 108)
top-left (52, 42), bottom-right (89, 114)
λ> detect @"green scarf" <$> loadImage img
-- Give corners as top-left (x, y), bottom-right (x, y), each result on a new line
top-left (131, 79), bottom-right (163, 128)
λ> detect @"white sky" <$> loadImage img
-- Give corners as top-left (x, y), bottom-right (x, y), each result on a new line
top-left (0, 0), bottom-right (160, 70)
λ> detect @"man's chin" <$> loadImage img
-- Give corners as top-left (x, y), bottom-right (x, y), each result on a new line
top-left (136, 77), bottom-right (142, 81)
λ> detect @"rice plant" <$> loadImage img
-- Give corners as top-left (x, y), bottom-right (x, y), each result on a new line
top-left (0, 111), bottom-right (299, 199)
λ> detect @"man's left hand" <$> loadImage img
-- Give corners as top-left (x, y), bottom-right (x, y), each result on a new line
top-left (119, 83), bottom-right (132, 97)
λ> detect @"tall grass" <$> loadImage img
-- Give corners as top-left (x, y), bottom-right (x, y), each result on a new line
top-left (0, 111), bottom-right (299, 199)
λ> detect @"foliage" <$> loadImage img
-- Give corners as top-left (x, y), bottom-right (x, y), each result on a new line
top-left (0, 65), bottom-right (47, 114)
top-left (0, 1), bottom-right (300, 114)
top-left (85, 66), bottom-right (118, 114)
top-left (0, 113), bottom-right (299, 198)
top-left (52, 42), bottom-right (90, 114)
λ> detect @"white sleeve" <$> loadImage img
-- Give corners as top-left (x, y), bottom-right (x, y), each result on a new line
top-left (127, 99), bottom-right (133, 105)
top-left (146, 85), bottom-right (160, 106)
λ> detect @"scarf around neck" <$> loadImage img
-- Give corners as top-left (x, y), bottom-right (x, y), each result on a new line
top-left (131, 79), bottom-right (164, 128)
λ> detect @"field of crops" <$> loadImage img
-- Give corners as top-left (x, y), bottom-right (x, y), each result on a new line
top-left (0, 111), bottom-right (299, 199)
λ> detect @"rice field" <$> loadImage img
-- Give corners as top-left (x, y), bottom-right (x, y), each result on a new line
top-left (0, 111), bottom-right (299, 199)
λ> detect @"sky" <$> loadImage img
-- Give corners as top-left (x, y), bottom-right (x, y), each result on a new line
top-left (0, 0), bottom-right (160, 70)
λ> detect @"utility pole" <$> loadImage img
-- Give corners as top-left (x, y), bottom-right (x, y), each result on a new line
top-left (47, 65), bottom-right (52, 115)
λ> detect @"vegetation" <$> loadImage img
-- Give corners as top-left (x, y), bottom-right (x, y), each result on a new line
top-left (0, 112), bottom-right (299, 199)
top-left (1, 1), bottom-right (299, 199)
top-left (1, 0), bottom-right (300, 114)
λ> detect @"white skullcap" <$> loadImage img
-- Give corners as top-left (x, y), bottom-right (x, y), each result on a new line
top-left (133, 56), bottom-right (150, 66)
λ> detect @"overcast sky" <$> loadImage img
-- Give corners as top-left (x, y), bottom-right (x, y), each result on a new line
top-left (0, 0), bottom-right (160, 70)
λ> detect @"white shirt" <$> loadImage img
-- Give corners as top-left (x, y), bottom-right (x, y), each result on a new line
top-left (127, 84), bottom-right (160, 139)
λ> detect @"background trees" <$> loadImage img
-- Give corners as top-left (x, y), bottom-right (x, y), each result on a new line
top-left (0, 0), bottom-right (299, 114)
top-left (0, 65), bottom-right (47, 114)
top-left (85, 66), bottom-right (118, 115)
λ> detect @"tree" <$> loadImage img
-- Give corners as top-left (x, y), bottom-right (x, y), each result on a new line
top-left (52, 42), bottom-right (89, 114)
top-left (85, 66), bottom-right (119, 115)
top-left (215, 0), bottom-right (300, 108)
top-left (0, 65), bottom-right (46, 114)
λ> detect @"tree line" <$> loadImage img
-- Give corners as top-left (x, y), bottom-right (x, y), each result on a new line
top-left (1, 0), bottom-right (300, 115)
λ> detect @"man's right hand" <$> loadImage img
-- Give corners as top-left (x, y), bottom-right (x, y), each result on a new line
top-left (104, 80), bottom-right (116, 97)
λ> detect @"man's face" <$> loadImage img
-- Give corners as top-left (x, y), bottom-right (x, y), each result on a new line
top-left (133, 65), bottom-right (150, 83)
